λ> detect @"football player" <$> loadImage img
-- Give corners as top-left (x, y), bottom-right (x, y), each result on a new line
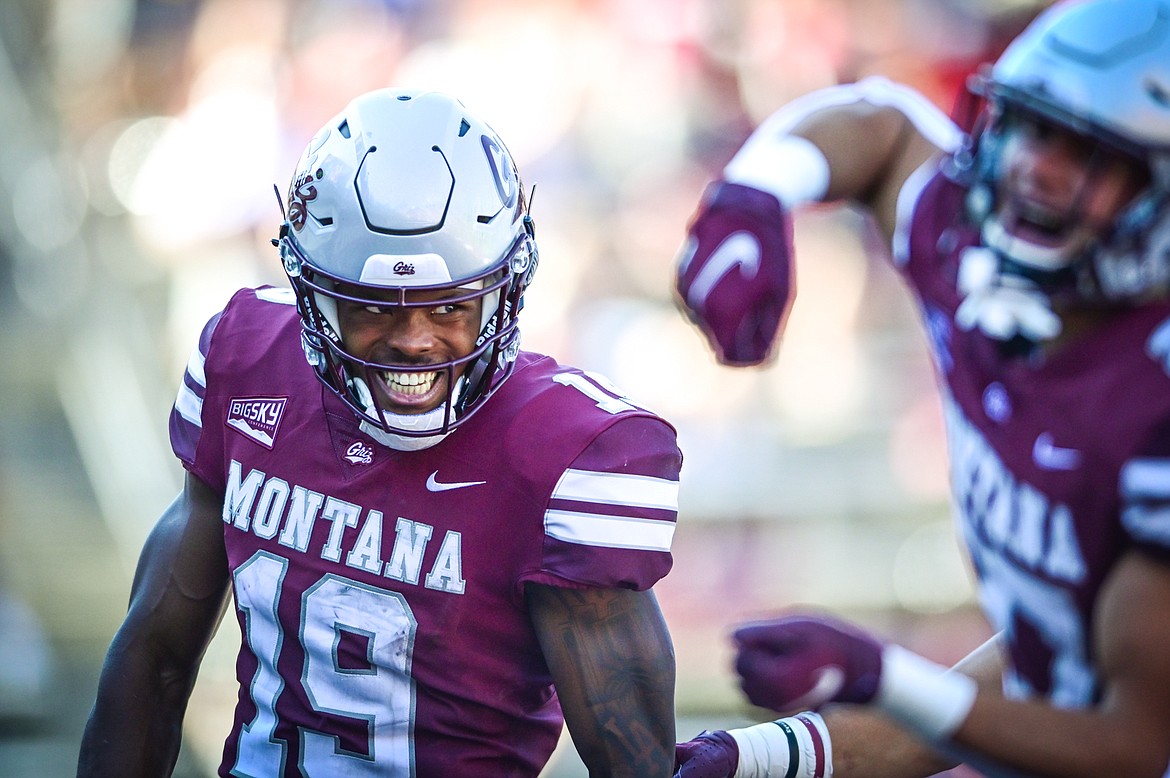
top-left (78, 89), bottom-right (681, 777)
top-left (673, 1), bottom-right (1170, 776)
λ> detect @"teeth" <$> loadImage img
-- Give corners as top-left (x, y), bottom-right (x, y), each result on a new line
top-left (382, 371), bottom-right (438, 396)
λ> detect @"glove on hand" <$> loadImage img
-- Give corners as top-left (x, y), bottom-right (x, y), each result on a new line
top-left (733, 615), bottom-right (883, 713)
top-left (674, 181), bottom-right (795, 366)
top-left (674, 729), bottom-right (739, 778)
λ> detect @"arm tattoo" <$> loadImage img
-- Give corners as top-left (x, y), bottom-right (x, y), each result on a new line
top-left (533, 586), bottom-right (674, 774)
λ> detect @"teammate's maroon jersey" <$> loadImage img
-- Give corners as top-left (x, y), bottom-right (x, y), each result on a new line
top-left (893, 160), bottom-right (1170, 706)
top-left (169, 287), bottom-right (682, 777)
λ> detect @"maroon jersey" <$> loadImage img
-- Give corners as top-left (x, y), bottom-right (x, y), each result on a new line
top-left (893, 161), bottom-right (1170, 706)
top-left (169, 287), bottom-right (682, 777)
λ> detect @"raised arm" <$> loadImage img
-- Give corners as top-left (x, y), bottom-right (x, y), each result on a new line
top-left (675, 78), bottom-right (960, 365)
top-left (78, 472), bottom-right (231, 778)
top-left (528, 583), bottom-right (676, 777)
top-left (722, 77), bottom-right (960, 239)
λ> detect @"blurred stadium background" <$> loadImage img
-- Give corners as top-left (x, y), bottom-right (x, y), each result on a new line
top-left (0, 0), bottom-right (1055, 775)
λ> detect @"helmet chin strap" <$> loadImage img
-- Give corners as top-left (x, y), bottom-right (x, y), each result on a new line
top-left (351, 375), bottom-right (467, 452)
top-left (360, 413), bottom-right (451, 452)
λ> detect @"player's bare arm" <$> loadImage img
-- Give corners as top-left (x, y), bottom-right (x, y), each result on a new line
top-left (946, 550), bottom-right (1170, 777)
top-left (675, 78), bottom-right (959, 367)
top-left (786, 102), bottom-right (943, 240)
top-left (723, 552), bottom-right (1170, 778)
top-left (718, 77), bottom-right (962, 235)
top-left (674, 632), bottom-right (1006, 778)
top-left (528, 583), bottom-right (676, 777)
top-left (78, 473), bottom-right (230, 777)
top-left (820, 633), bottom-right (1005, 778)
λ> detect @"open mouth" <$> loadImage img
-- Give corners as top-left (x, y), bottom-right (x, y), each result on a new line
top-left (374, 369), bottom-right (445, 411)
top-left (1001, 199), bottom-right (1074, 247)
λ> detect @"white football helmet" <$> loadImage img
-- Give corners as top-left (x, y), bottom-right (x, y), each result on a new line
top-left (277, 89), bottom-right (538, 445)
top-left (966, 0), bottom-right (1170, 304)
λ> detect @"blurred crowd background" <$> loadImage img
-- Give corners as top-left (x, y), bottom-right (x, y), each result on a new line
top-left (0, 0), bottom-right (1054, 775)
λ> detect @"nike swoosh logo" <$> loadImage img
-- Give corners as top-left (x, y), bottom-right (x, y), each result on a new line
top-left (426, 470), bottom-right (487, 492)
top-left (686, 231), bottom-right (761, 309)
top-left (1032, 432), bottom-right (1082, 471)
top-left (784, 665), bottom-right (845, 711)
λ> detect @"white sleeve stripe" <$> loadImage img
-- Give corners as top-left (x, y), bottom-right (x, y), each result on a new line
top-left (175, 383), bottom-right (204, 427)
top-left (1123, 505), bottom-right (1170, 545)
top-left (186, 348), bottom-right (207, 388)
top-left (1121, 458), bottom-right (1170, 500)
top-left (551, 469), bottom-right (679, 511)
top-left (544, 509), bottom-right (675, 552)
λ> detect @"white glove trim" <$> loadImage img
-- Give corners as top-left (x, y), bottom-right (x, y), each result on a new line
top-left (724, 135), bottom-right (830, 209)
top-left (877, 644), bottom-right (978, 741)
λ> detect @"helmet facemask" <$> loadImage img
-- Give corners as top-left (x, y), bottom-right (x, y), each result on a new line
top-left (969, 102), bottom-right (1160, 305)
top-left (282, 225), bottom-right (536, 442)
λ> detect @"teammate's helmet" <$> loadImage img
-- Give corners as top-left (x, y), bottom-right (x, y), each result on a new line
top-left (969, 0), bottom-right (1170, 302)
top-left (277, 89), bottom-right (538, 443)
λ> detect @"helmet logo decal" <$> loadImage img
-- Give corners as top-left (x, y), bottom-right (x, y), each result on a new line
top-left (481, 135), bottom-right (518, 209)
top-left (393, 261), bottom-right (416, 276)
top-left (287, 166), bottom-right (321, 231)
top-left (226, 396), bottom-right (288, 449)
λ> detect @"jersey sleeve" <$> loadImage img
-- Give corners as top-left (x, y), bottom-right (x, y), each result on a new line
top-left (1121, 416), bottom-right (1170, 564)
top-left (169, 307), bottom-right (225, 488)
top-left (520, 414), bottom-right (682, 593)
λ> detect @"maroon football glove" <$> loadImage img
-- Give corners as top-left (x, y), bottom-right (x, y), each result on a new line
top-left (674, 729), bottom-right (738, 778)
top-left (733, 616), bottom-right (883, 713)
top-left (674, 181), bottom-right (795, 366)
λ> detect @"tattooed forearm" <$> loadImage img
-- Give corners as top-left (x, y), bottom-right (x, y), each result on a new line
top-left (528, 584), bottom-right (675, 777)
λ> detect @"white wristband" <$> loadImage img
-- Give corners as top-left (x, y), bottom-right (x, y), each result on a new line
top-left (876, 644), bottom-right (978, 741)
top-left (723, 134), bottom-right (830, 208)
top-left (728, 712), bottom-right (833, 778)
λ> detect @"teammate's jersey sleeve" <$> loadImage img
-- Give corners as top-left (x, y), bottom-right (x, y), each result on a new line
top-left (1121, 416), bottom-right (1170, 564)
top-left (519, 414), bottom-right (681, 594)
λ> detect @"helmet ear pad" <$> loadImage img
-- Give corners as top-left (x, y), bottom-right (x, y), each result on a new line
top-left (456, 231), bottom-right (539, 416)
top-left (279, 89), bottom-right (537, 440)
